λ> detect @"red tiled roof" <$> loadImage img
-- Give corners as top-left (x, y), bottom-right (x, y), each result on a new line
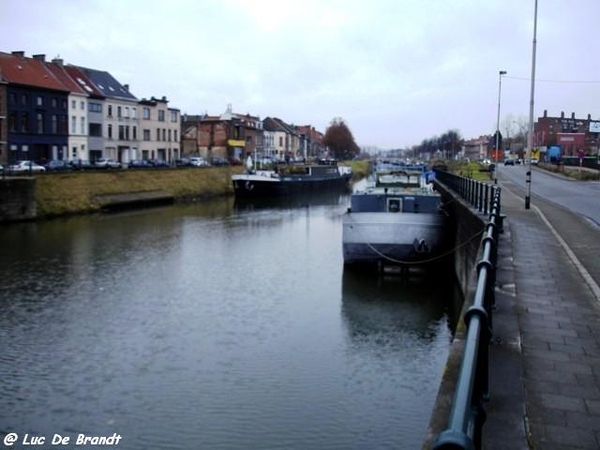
top-left (63, 65), bottom-right (104, 97)
top-left (45, 61), bottom-right (87, 94)
top-left (0, 52), bottom-right (68, 91)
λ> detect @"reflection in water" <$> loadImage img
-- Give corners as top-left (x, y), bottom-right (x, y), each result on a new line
top-left (0, 195), bottom-right (459, 450)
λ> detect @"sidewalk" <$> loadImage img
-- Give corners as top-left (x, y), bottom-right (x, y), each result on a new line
top-left (483, 180), bottom-right (600, 449)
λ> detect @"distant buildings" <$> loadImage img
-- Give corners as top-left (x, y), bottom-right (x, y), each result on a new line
top-left (534, 110), bottom-right (600, 156)
top-left (0, 51), bottom-right (181, 166)
top-left (0, 50), bottom-right (326, 167)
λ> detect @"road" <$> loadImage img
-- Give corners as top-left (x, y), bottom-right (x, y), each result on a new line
top-left (497, 163), bottom-right (600, 295)
top-left (497, 164), bottom-right (600, 226)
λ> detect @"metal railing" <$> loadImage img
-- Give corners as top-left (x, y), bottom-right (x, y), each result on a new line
top-left (432, 170), bottom-right (502, 449)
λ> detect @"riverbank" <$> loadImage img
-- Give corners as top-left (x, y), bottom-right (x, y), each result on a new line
top-left (33, 166), bottom-right (243, 218)
top-left (2, 160), bottom-right (370, 221)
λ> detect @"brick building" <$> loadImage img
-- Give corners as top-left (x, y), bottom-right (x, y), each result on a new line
top-left (534, 110), bottom-right (600, 156)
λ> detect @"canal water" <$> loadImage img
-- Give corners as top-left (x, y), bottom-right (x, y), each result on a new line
top-left (0, 192), bottom-right (461, 449)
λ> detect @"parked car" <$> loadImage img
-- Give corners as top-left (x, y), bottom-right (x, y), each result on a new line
top-left (45, 160), bottom-right (72, 171)
top-left (95, 158), bottom-right (122, 169)
top-left (70, 159), bottom-right (94, 170)
top-left (150, 159), bottom-right (170, 168)
top-left (128, 160), bottom-right (154, 169)
top-left (211, 157), bottom-right (230, 166)
top-left (189, 157), bottom-right (209, 167)
top-left (504, 158), bottom-right (516, 166)
top-left (531, 157), bottom-right (539, 165)
top-left (175, 158), bottom-right (192, 167)
top-left (9, 160), bottom-right (46, 173)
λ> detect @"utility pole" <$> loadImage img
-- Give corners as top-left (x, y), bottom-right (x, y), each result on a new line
top-left (525, 0), bottom-right (538, 210)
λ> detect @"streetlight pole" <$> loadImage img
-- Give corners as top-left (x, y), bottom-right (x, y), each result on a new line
top-left (495, 70), bottom-right (507, 184)
top-left (525, 0), bottom-right (538, 210)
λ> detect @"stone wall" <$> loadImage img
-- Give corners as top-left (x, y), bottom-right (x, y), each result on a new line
top-left (0, 177), bottom-right (37, 222)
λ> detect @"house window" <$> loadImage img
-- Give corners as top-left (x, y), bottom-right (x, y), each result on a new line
top-left (89, 123), bottom-right (102, 137)
top-left (37, 113), bottom-right (44, 133)
top-left (162, 129), bottom-right (166, 141)
top-left (174, 130), bottom-right (178, 141)
top-left (72, 100), bottom-right (77, 109)
top-left (119, 125), bottom-right (125, 140)
top-left (107, 124), bottom-right (113, 139)
top-left (52, 98), bottom-right (58, 108)
top-left (158, 110), bottom-right (165, 122)
top-left (143, 107), bottom-right (150, 120)
top-left (81, 101), bottom-right (85, 110)
top-left (21, 94), bottom-right (28, 105)
top-left (170, 110), bottom-right (178, 122)
top-left (81, 117), bottom-right (86, 134)
top-left (108, 105), bottom-right (113, 117)
top-left (60, 115), bottom-right (68, 134)
top-left (156, 129), bottom-right (160, 141)
top-left (132, 107), bottom-right (137, 119)
top-left (117, 106), bottom-right (122, 118)
top-left (72, 116), bottom-right (77, 133)
top-left (133, 126), bottom-right (137, 140)
top-left (168, 129), bottom-right (171, 141)
top-left (37, 96), bottom-right (43, 106)
top-left (124, 107), bottom-right (129, 118)
top-left (143, 129), bottom-right (150, 141)
top-left (52, 114), bottom-right (58, 134)
top-left (89, 102), bottom-right (102, 113)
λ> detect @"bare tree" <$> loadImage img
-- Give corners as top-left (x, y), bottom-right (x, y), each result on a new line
top-left (323, 117), bottom-right (360, 160)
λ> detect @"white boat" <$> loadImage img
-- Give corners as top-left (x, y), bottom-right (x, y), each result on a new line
top-left (342, 165), bottom-right (447, 267)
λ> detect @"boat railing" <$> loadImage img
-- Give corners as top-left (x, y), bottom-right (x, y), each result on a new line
top-left (431, 169), bottom-right (503, 450)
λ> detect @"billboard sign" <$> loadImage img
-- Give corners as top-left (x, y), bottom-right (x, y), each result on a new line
top-left (589, 121), bottom-right (600, 133)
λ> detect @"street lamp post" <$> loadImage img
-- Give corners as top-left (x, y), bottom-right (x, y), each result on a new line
top-left (495, 70), bottom-right (507, 184)
top-left (525, 0), bottom-right (538, 210)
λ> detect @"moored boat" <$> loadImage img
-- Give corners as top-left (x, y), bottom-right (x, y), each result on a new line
top-left (232, 159), bottom-right (352, 198)
top-left (342, 165), bottom-right (447, 267)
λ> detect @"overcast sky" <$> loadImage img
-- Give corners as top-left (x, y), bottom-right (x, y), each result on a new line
top-left (3, 0), bottom-right (599, 149)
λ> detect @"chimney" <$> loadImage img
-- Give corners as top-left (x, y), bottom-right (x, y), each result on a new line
top-left (543, 109), bottom-right (547, 117)
top-left (123, 84), bottom-right (129, 91)
top-left (561, 111), bottom-right (564, 118)
top-left (52, 57), bottom-right (63, 66)
top-left (33, 54), bottom-right (46, 62)
top-left (588, 114), bottom-right (591, 120)
top-left (11, 51), bottom-right (25, 58)
top-left (571, 112), bottom-right (575, 119)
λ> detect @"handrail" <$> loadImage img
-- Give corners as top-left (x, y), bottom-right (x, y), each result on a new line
top-left (432, 169), bottom-right (502, 449)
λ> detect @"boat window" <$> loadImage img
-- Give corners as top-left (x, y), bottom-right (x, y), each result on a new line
top-left (387, 198), bottom-right (402, 213)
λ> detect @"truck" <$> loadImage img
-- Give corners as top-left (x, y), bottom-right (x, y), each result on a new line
top-left (547, 145), bottom-right (561, 163)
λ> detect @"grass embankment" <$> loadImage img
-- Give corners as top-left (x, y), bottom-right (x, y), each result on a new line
top-left (344, 159), bottom-right (370, 180)
top-left (35, 166), bottom-right (244, 217)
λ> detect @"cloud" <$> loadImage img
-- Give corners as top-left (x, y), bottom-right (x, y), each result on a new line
top-left (2, 0), bottom-right (600, 149)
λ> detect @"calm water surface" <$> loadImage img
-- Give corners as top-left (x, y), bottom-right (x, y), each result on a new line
top-left (0, 193), bottom-right (458, 449)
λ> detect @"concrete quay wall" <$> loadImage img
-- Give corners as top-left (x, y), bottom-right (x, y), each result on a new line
top-left (0, 177), bottom-right (37, 222)
top-left (422, 181), bottom-right (490, 448)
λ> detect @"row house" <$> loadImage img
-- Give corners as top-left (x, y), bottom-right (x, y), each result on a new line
top-left (182, 105), bottom-right (262, 163)
top-left (0, 50), bottom-right (181, 166)
top-left (0, 52), bottom-right (71, 164)
top-left (139, 96), bottom-right (180, 162)
top-left (263, 117), bottom-right (298, 161)
top-left (296, 125), bottom-right (325, 159)
top-left (0, 78), bottom-right (6, 164)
